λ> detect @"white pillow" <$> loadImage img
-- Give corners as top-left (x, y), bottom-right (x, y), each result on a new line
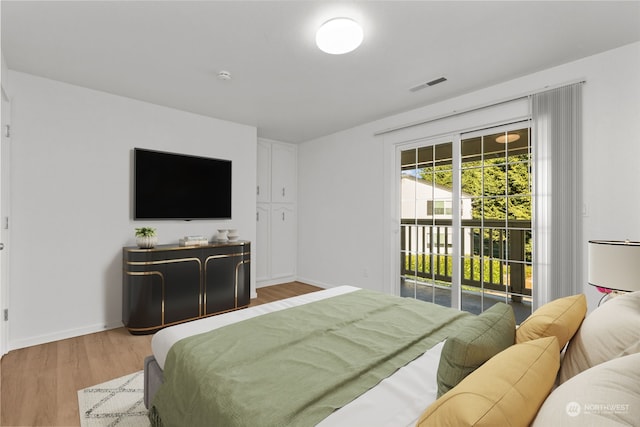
top-left (559, 290), bottom-right (640, 383)
top-left (533, 352), bottom-right (640, 426)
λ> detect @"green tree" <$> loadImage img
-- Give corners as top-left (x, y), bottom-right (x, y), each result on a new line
top-left (420, 155), bottom-right (531, 219)
top-left (420, 153), bottom-right (532, 260)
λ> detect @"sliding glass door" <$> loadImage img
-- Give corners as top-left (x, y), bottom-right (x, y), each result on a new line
top-left (459, 125), bottom-right (532, 322)
top-left (400, 141), bottom-right (455, 307)
top-left (399, 123), bottom-right (533, 323)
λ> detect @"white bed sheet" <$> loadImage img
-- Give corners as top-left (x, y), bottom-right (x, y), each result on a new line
top-left (151, 285), bottom-right (441, 427)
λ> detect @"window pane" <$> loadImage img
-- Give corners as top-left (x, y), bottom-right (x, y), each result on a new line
top-left (460, 198), bottom-right (474, 219)
top-left (461, 168), bottom-right (482, 195)
top-left (434, 142), bottom-right (452, 165)
top-left (461, 137), bottom-right (482, 162)
top-left (508, 196), bottom-right (531, 220)
top-left (401, 149), bottom-right (417, 168)
top-left (470, 198), bottom-right (483, 220)
top-left (433, 167), bottom-right (453, 192)
top-left (482, 197), bottom-right (507, 219)
top-left (506, 229), bottom-right (527, 261)
top-left (483, 166), bottom-right (506, 195)
top-left (507, 163), bottom-right (531, 196)
top-left (483, 133), bottom-right (508, 162)
top-left (417, 146), bottom-right (433, 164)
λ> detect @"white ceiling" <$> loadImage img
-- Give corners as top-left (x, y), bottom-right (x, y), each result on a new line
top-left (2, 1), bottom-right (640, 143)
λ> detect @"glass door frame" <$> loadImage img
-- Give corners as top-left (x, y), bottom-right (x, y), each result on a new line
top-left (394, 120), bottom-right (532, 316)
top-left (396, 133), bottom-right (462, 310)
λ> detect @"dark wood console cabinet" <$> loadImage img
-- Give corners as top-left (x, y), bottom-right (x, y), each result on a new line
top-left (123, 241), bottom-right (250, 334)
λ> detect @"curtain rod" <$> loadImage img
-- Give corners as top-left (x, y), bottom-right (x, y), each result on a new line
top-left (374, 79), bottom-right (586, 137)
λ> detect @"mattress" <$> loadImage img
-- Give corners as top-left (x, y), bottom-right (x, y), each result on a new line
top-left (150, 285), bottom-right (444, 427)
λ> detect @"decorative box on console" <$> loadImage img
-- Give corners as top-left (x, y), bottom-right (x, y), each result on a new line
top-left (178, 236), bottom-right (210, 247)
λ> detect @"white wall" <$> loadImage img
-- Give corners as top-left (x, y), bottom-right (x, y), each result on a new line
top-left (8, 71), bottom-right (257, 350)
top-left (297, 125), bottom-right (385, 291)
top-left (298, 41), bottom-right (640, 312)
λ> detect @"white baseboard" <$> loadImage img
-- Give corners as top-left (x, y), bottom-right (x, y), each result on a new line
top-left (294, 277), bottom-right (339, 290)
top-left (256, 276), bottom-right (347, 290)
top-left (295, 278), bottom-right (384, 293)
top-left (256, 276), bottom-right (297, 288)
top-left (8, 321), bottom-right (123, 351)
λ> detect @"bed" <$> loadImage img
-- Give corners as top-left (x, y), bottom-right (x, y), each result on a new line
top-left (144, 286), bottom-right (640, 427)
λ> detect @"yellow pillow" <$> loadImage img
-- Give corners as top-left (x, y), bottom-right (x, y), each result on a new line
top-left (516, 294), bottom-right (586, 348)
top-left (416, 337), bottom-right (559, 427)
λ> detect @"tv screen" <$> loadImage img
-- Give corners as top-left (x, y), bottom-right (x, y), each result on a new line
top-left (134, 148), bottom-right (232, 220)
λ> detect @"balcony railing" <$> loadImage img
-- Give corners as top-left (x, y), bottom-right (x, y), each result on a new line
top-left (400, 219), bottom-right (532, 298)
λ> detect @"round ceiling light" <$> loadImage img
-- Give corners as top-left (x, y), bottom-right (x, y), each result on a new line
top-left (316, 18), bottom-right (363, 55)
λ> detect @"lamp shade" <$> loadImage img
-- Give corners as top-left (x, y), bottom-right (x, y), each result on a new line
top-left (588, 240), bottom-right (640, 292)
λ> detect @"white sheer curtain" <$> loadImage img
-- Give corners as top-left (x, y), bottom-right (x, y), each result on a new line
top-left (532, 83), bottom-right (583, 308)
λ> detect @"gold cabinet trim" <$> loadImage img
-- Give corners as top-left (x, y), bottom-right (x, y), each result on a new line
top-left (126, 257), bottom-right (203, 316)
top-left (202, 253), bottom-right (250, 315)
top-left (123, 241), bottom-right (251, 253)
top-left (235, 259), bottom-right (250, 308)
top-left (203, 251), bottom-right (251, 262)
top-left (126, 257), bottom-right (203, 267)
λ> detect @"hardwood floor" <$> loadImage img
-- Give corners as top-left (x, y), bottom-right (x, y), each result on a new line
top-left (0, 282), bottom-right (320, 426)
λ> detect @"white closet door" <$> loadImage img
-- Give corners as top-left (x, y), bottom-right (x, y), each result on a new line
top-left (270, 204), bottom-right (296, 279)
top-left (257, 141), bottom-right (271, 203)
top-left (256, 204), bottom-right (271, 282)
top-left (271, 144), bottom-right (296, 203)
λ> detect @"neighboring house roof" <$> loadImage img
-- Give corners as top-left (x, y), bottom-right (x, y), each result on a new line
top-left (401, 175), bottom-right (473, 198)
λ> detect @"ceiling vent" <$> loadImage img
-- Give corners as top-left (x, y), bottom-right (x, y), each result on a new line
top-left (410, 77), bottom-right (447, 92)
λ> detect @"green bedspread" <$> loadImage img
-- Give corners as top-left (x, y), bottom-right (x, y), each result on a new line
top-left (150, 289), bottom-right (469, 427)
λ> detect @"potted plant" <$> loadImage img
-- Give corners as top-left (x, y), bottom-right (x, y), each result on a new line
top-left (135, 227), bottom-right (157, 248)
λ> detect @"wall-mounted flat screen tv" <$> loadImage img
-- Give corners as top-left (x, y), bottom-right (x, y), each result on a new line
top-left (134, 148), bottom-right (232, 220)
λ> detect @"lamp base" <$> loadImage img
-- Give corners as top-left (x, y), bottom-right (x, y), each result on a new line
top-left (598, 290), bottom-right (627, 306)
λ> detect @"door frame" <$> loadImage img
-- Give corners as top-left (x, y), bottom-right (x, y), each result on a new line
top-left (1, 87), bottom-right (10, 356)
top-left (394, 135), bottom-right (462, 309)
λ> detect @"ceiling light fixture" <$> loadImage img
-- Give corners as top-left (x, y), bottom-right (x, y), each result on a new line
top-left (496, 133), bottom-right (521, 144)
top-left (316, 18), bottom-right (363, 55)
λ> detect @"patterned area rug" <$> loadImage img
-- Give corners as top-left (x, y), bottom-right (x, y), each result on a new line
top-left (77, 371), bottom-right (150, 427)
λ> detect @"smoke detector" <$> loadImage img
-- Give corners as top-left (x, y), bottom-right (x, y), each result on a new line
top-left (217, 70), bottom-right (232, 80)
